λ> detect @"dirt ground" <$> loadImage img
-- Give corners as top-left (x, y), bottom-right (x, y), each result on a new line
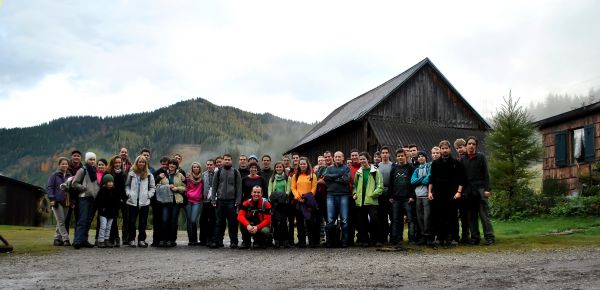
top-left (1, 238), bottom-right (599, 290)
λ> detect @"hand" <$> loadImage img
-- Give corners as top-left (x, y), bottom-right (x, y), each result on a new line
top-left (389, 198), bottom-right (394, 203)
top-left (170, 185), bottom-right (177, 192)
top-left (50, 200), bottom-right (55, 207)
top-left (353, 194), bottom-right (357, 200)
top-left (409, 198), bottom-right (414, 203)
top-left (428, 192), bottom-right (433, 201)
top-left (211, 202), bottom-right (217, 207)
top-left (159, 173), bottom-right (165, 179)
top-left (454, 192), bottom-right (461, 199)
top-left (484, 191), bottom-right (491, 198)
top-left (298, 198), bottom-right (305, 203)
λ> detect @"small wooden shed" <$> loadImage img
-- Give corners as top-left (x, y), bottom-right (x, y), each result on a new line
top-left (535, 101), bottom-right (600, 193)
top-left (0, 175), bottom-right (47, 226)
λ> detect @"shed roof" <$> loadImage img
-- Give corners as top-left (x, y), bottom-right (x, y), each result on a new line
top-left (368, 118), bottom-right (488, 153)
top-left (0, 175), bottom-right (46, 195)
top-left (290, 57), bottom-right (489, 150)
top-left (535, 101), bottom-right (600, 129)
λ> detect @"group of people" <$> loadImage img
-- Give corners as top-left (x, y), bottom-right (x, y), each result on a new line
top-left (46, 135), bottom-right (494, 250)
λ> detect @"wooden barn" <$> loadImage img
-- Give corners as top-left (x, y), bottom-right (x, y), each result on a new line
top-left (0, 175), bottom-right (47, 226)
top-left (535, 101), bottom-right (600, 194)
top-left (287, 58), bottom-right (490, 161)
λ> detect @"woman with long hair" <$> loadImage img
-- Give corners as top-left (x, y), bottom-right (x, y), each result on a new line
top-left (268, 161), bottom-right (292, 248)
top-left (185, 162), bottom-right (203, 246)
top-left (156, 158), bottom-right (186, 247)
top-left (291, 157), bottom-right (318, 248)
top-left (125, 155), bottom-right (156, 248)
top-left (46, 157), bottom-right (72, 246)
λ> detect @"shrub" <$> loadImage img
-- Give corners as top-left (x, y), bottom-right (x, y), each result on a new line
top-left (489, 187), bottom-right (553, 219)
top-left (550, 195), bottom-right (600, 217)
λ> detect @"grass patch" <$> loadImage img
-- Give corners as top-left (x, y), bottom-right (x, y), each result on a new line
top-left (419, 216), bottom-right (600, 254)
top-left (0, 225), bottom-right (64, 255)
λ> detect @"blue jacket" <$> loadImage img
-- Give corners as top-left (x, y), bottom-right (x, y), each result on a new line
top-left (47, 170), bottom-right (72, 205)
top-left (411, 163), bottom-right (431, 198)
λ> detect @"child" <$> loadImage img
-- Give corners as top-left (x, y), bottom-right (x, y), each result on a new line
top-left (96, 174), bottom-right (120, 248)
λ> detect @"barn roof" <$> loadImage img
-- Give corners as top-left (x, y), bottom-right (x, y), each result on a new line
top-left (291, 57), bottom-right (489, 150)
top-left (0, 175), bottom-right (46, 195)
top-left (368, 118), bottom-right (488, 153)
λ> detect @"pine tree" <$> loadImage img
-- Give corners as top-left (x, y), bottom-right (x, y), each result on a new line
top-left (487, 92), bottom-right (542, 205)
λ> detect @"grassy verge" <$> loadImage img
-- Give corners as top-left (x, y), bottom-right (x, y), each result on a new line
top-left (1, 217), bottom-right (599, 255)
top-left (0, 225), bottom-right (63, 255)
top-left (421, 216), bottom-right (600, 253)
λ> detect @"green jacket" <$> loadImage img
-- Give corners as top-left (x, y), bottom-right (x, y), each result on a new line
top-left (267, 175), bottom-right (291, 196)
top-left (353, 165), bottom-right (383, 207)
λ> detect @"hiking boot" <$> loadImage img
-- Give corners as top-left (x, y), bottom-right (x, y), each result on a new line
top-left (484, 239), bottom-right (495, 246)
top-left (114, 237), bottom-right (121, 247)
top-left (239, 242), bottom-right (251, 249)
top-left (208, 242), bottom-right (218, 249)
top-left (138, 241), bottom-right (149, 248)
top-left (98, 241), bottom-right (107, 248)
top-left (128, 241), bottom-right (137, 248)
top-left (229, 243), bottom-right (238, 249)
top-left (73, 242), bottom-right (81, 249)
top-left (297, 241), bottom-right (306, 248)
top-left (273, 241), bottom-right (281, 248)
top-left (63, 240), bottom-right (71, 247)
top-left (283, 241), bottom-right (291, 248)
top-left (105, 240), bottom-right (114, 248)
top-left (469, 239), bottom-right (480, 245)
top-left (53, 239), bottom-right (64, 246)
top-left (82, 241), bottom-right (95, 248)
top-left (449, 240), bottom-right (459, 247)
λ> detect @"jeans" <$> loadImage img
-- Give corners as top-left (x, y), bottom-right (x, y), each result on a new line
top-left (185, 203), bottom-right (203, 243)
top-left (98, 216), bottom-right (113, 242)
top-left (326, 194), bottom-right (350, 244)
top-left (390, 198), bottom-right (415, 244)
top-left (213, 200), bottom-right (239, 245)
top-left (416, 197), bottom-right (433, 240)
top-left (199, 201), bottom-right (215, 245)
top-left (128, 205), bottom-right (149, 242)
top-left (74, 197), bottom-right (95, 243)
top-left (160, 203), bottom-right (179, 242)
top-left (52, 203), bottom-right (70, 242)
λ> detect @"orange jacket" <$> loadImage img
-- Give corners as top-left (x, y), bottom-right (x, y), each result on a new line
top-left (291, 172), bottom-right (317, 201)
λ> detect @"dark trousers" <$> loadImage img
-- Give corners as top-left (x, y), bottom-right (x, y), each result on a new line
top-left (151, 202), bottom-right (160, 244)
top-left (306, 211), bottom-right (321, 246)
top-left (390, 198), bottom-right (415, 244)
top-left (287, 205), bottom-right (296, 244)
top-left (109, 202), bottom-right (129, 242)
top-left (469, 190), bottom-right (495, 242)
top-left (357, 205), bottom-right (380, 244)
top-left (348, 201), bottom-right (358, 245)
top-left (160, 203), bottom-right (178, 242)
top-left (431, 194), bottom-right (455, 243)
top-left (377, 195), bottom-right (391, 243)
top-left (213, 200), bottom-right (238, 245)
top-left (127, 205), bottom-right (149, 242)
top-left (459, 199), bottom-right (471, 241)
top-left (240, 226), bottom-right (271, 246)
top-left (199, 202), bottom-right (215, 245)
top-left (272, 209), bottom-right (289, 244)
top-left (293, 207), bottom-right (307, 245)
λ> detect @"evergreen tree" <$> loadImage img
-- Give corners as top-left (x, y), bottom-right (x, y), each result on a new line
top-left (487, 92), bottom-right (542, 206)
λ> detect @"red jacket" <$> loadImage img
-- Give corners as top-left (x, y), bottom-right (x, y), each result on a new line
top-left (237, 198), bottom-right (272, 231)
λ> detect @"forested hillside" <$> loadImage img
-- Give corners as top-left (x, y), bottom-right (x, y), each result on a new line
top-left (0, 98), bottom-right (312, 187)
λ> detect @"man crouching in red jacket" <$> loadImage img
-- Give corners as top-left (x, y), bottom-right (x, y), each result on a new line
top-left (237, 185), bottom-right (272, 249)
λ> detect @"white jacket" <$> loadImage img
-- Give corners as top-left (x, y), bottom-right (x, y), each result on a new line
top-left (125, 171), bottom-right (156, 207)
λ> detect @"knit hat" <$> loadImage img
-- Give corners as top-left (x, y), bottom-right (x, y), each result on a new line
top-left (102, 174), bottom-right (114, 185)
top-left (248, 155), bottom-right (258, 162)
top-left (85, 152), bottom-right (96, 162)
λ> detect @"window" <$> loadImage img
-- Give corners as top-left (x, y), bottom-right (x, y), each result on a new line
top-left (555, 124), bottom-right (595, 167)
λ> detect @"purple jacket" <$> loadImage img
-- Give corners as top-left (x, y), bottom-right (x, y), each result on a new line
top-left (47, 170), bottom-right (72, 205)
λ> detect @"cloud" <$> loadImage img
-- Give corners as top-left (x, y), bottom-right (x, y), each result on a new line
top-left (1, 0), bottom-right (599, 128)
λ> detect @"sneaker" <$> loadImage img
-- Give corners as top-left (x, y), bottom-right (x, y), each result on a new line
top-left (98, 241), bottom-right (106, 248)
top-left (375, 242), bottom-right (383, 247)
top-left (53, 239), bottom-right (64, 246)
top-left (239, 242), bottom-right (251, 249)
top-left (208, 242), bottom-right (218, 249)
top-left (73, 242), bottom-right (81, 249)
top-left (115, 237), bottom-right (121, 247)
top-left (484, 239), bottom-right (495, 246)
top-left (273, 241), bottom-right (281, 248)
top-left (166, 241), bottom-right (176, 247)
top-left (63, 240), bottom-right (71, 247)
top-left (283, 241), bottom-right (291, 248)
top-left (105, 241), bottom-right (114, 248)
top-left (449, 240), bottom-right (459, 247)
top-left (297, 242), bottom-right (306, 248)
top-left (138, 241), bottom-right (149, 248)
top-left (128, 241), bottom-right (137, 248)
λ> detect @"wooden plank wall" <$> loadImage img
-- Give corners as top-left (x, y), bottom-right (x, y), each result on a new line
top-left (369, 64), bottom-right (485, 130)
top-left (540, 113), bottom-right (600, 192)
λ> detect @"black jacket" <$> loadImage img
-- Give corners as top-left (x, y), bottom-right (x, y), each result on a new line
top-left (461, 153), bottom-right (491, 192)
top-left (96, 186), bottom-right (120, 218)
top-left (389, 163), bottom-right (415, 199)
top-left (429, 156), bottom-right (466, 197)
top-left (323, 163), bottom-right (351, 195)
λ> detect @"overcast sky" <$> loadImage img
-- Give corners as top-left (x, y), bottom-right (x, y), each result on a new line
top-left (1, 0), bottom-right (599, 128)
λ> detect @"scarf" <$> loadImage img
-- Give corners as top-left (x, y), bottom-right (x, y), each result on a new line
top-left (86, 164), bottom-right (97, 183)
top-left (188, 171), bottom-right (202, 185)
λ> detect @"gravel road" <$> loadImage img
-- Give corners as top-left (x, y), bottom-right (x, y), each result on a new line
top-left (1, 242), bottom-right (599, 289)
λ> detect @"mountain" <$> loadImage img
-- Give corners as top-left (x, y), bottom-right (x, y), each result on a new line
top-left (0, 98), bottom-right (313, 188)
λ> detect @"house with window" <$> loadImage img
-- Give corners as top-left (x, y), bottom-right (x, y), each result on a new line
top-left (535, 101), bottom-right (600, 193)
